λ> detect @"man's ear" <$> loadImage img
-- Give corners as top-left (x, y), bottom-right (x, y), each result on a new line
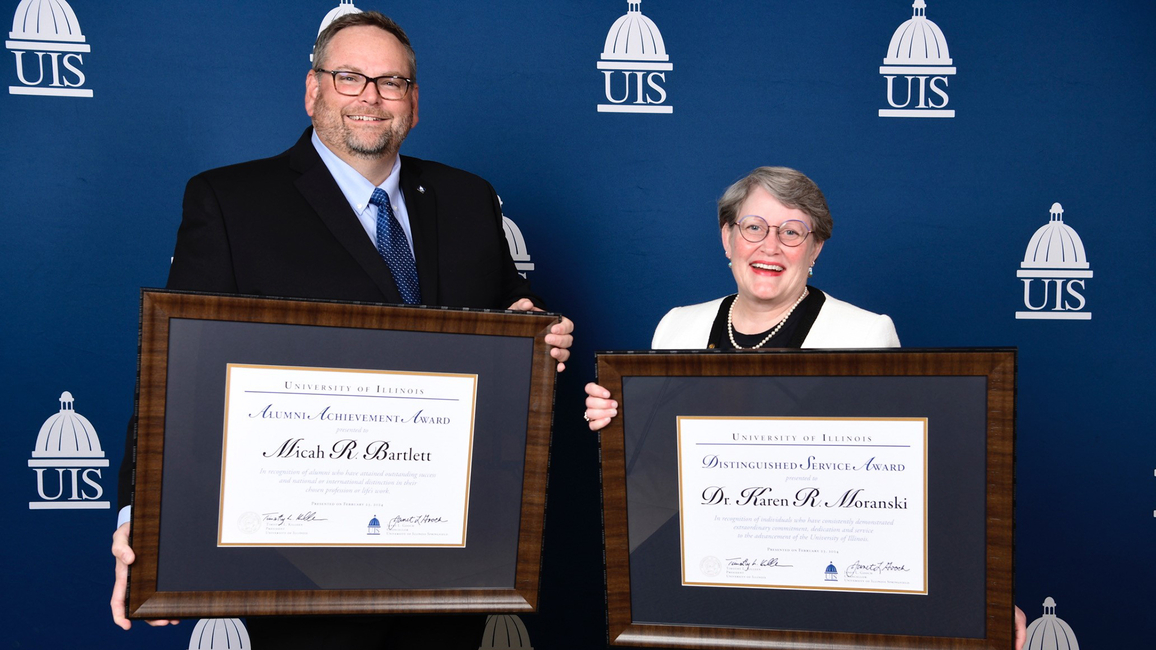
top-left (304, 70), bottom-right (320, 117)
top-left (410, 84), bottom-right (419, 128)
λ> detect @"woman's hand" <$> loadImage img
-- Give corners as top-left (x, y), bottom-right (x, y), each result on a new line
top-left (584, 382), bottom-right (618, 431)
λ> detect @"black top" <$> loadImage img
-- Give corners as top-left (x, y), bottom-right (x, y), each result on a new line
top-left (705, 286), bottom-right (826, 350)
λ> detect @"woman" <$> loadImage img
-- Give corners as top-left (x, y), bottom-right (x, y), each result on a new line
top-left (583, 167), bottom-right (1026, 649)
top-left (584, 166), bottom-right (899, 429)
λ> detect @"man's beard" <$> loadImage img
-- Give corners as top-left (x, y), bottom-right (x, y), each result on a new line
top-left (312, 93), bottom-right (413, 161)
top-left (343, 112), bottom-right (412, 159)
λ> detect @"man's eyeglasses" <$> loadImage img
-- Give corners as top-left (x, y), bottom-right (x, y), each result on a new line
top-left (314, 69), bottom-right (414, 100)
top-left (734, 215), bottom-right (812, 247)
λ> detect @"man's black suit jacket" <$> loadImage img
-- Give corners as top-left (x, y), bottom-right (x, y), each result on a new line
top-left (166, 127), bottom-right (540, 308)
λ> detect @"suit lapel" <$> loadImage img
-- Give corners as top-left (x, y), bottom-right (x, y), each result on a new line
top-left (400, 156), bottom-right (440, 305)
top-left (289, 128), bottom-right (403, 304)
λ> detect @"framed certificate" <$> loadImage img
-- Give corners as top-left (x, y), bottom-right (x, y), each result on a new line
top-left (126, 289), bottom-right (560, 618)
top-left (596, 349), bottom-right (1015, 650)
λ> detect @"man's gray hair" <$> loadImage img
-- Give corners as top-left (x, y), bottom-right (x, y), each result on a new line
top-left (312, 11), bottom-right (417, 80)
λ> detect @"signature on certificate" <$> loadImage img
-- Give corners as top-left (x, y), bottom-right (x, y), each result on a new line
top-left (724, 557), bottom-right (792, 571)
top-left (388, 514), bottom-right (448, 530)
top-left (846, 560), bottom-right (910, 577)
top-left (260, 511), bottom-right (328, 526)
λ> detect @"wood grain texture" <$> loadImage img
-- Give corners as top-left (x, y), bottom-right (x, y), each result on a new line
top-left (597, 349), bottom-right (1015, 650)
top-left (127, 289), bottom-right (558, 618)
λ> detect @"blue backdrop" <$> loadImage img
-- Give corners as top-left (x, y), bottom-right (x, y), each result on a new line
top-left (3, 0), bottom-right (1151, 647)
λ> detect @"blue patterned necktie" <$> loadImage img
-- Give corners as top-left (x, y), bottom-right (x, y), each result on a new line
top-left (369, 188), bottom-right (422, 304)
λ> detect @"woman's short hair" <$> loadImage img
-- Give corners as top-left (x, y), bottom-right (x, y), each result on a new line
top-left (717, 167), bottom-right (833, 243)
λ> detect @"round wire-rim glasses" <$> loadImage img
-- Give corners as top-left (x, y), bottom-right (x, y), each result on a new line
top-left (315, 69), bottom-right (414, 99)
top-left (735, 215), bottom-right (812, 247)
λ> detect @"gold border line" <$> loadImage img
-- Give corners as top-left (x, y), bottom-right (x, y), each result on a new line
top-left (218, 363), bottom-right (476, 548)
top-left (675, 415), bottom-right (928, 595)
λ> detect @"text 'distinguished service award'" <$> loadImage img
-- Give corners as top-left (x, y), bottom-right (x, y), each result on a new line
top-left (218, 364), bottom-right (477, 548)
top-left (677, 417), bottom-right (927, 594)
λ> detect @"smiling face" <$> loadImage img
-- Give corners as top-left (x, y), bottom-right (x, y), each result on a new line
top-left (305, 25), bottom-right (418, 163)
top-left (722, 185), bottom-right (824, 310)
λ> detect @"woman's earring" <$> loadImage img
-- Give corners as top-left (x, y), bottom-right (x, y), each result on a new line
top-left (808, 264), bottom-right (814, 277)
top-left (728, 261), bottom-right (733, 268)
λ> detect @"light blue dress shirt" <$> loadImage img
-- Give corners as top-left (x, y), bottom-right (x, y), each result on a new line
top-left (310, 130), bottom-right (416, 254)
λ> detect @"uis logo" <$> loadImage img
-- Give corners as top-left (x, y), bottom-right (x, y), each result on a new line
top-left (7, 0), bottom-right (92, 97)
top-left (1023, 598), bottom-right (1080, 650)
top-left (878, 0), bottom-right (955, 118)
top-left (189, 619), bottom-right (251, 650)
top-left (480, 615), bottom-right (534, 650)
top-left (28, 391), bottom-right (109, 510)
top-left (824, 562), bottom-right (839, 582)
top-left (367, 514), bottom-right (381, 535)
top-left (498, 195), bottom-right (534, 278)
top-left (310, 0), bottom-right (360, 63)
top-left (1015, 203), bottom-right (1093, 320)
top-left (597, 1), bottom-right (672, 114)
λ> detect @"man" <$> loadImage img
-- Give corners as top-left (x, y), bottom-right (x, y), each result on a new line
top-left (109, 11), bottom-right (573, 648)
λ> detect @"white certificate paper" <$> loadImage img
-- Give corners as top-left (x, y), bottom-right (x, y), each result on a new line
top-left (677, 417), bottom-right (927, 594)
top-left (217, 364), bottom-right (477, 547)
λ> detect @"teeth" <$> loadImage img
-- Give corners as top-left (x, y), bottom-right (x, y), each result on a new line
top-left (751, 263), bottom-right (784, 271)
top-left (349, 115), bottom-right (384, 121)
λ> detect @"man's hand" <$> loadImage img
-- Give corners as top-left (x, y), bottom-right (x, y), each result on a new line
top-left (111, 522), bottom-right (178, 630)
top-left (1015, 605), bottom-right (1026, 650)
top-left (584, 382), bottom-right (618, 431)
top-left (507, 299), bottom-right (573, 372)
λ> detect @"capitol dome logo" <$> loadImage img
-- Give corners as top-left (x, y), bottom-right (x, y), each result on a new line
top-left (310, 0), bottom-right (360, 63)
top-left (6, 0), bottom-right (92, 97)
top-left (1016, 203), bottom-right (1093, 320)
top-left (596, 1), bottom-right (673, 114)
top-left (188, 618), bottom-right (251, 650)
top-left (498, 195), bottom-right (534, 278)
top-left (1023, 597), bottom-right (1080, 650)
top-left (480, 614), bottom-right (533, 650)
top-left (878, 0), bottom-right (954, 118)
top-left (28, 391), bottom-right (109, 509)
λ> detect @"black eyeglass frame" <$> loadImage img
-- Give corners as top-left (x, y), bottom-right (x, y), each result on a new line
top-left (314, 69), bottom-right (415, 99)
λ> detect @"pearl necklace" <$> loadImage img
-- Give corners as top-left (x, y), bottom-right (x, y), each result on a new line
top-left (727, 288), bottom-right (809, 350)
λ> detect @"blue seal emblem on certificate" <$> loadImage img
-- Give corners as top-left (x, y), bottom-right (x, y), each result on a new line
top-left (676, 417), bottom-right (928, 595)
top-left (217, 364), bottom-right (478, 548)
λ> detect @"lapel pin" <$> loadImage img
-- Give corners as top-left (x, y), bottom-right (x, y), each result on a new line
top-left (418, 185), bottom-right (425, 194)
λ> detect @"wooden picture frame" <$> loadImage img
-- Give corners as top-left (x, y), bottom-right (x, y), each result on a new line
top-left (126, 289), bottom-right (559, 618)
top-left (597, 349), bottom-right (1015, 650)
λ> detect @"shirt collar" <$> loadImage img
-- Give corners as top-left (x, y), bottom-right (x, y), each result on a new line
top-left (310, 129), bottom-right (401, 213)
